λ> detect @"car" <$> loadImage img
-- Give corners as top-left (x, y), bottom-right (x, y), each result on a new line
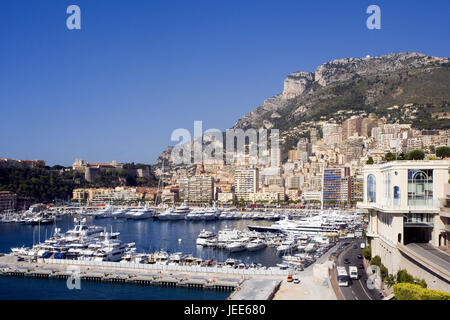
top-left (358, 264), bottom-right (364, 269)
top-left (287, 274), bottom-right (293, 282)
top-left (293, 278), bottom-right (300, 284)
top-left (353, 245), bottom-right (357, 249)
top-left (344, 258), bottom-right (350, 264)
top-left (357, 254), bottom-right (363, 259)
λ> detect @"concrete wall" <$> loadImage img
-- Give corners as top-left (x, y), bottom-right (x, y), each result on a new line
top-left (398, 251), bottom-right (450, 292)
top-left (372, 236), bottom-right (450, 292)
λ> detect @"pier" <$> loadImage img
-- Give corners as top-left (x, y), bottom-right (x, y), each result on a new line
top-left (0, 254), bottom-right (285, 297)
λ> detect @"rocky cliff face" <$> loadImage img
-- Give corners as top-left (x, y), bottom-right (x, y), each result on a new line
top-left (157, 52), bottom-right (450, 166)
top-left (233, 52), bottom-right (449, 130)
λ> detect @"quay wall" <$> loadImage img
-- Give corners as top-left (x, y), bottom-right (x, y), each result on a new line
top-left (40, 258), bottom-right (290, 276)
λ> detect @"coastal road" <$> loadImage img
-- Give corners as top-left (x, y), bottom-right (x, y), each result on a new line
top-left (336, 239), bottom-right (383, 300)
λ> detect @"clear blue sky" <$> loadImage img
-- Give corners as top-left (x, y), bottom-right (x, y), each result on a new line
top-left (1, 0), bottom-right (449, 166)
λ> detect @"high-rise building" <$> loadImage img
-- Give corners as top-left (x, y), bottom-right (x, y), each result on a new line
top-left (235, 168), bottom-right (259, 201)
top-left (287, 175), bottom-right (305, 190)
top-left (179, 176), bottom-right (214, 202)
top-left (310, 128), bottom-right (318, 144)
top-left (322, 123), bottom-right (342, 146)
top-left (322, 167), bottom-right (350, 205)
top-left (342, 116), bottom-right (363, 140)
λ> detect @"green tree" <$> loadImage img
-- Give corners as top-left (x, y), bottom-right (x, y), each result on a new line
top-left (366, 157), bottom-right (374, 165)
top-left (405, 149), bottom-right (425, 160)
top-left (384, 152), bottom-right (396, 162)
top-left (436, 146), bottom-right (450, 158)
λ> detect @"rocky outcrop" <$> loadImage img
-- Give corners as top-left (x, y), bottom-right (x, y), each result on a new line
top-left (233, 52), bottom-right (449, 129)
top-left (282, 72), bottom-right (314, 99)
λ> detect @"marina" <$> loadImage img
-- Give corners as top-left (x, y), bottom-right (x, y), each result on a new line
top-left (0, 205), bottom-right (364, 299)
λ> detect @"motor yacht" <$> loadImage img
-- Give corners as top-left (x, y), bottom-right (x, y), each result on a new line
top-left (157, 200), bottom-right (190, 220)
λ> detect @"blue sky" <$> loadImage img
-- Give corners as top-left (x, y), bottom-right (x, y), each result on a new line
top-left (1, 0), bottom-right (449, 166)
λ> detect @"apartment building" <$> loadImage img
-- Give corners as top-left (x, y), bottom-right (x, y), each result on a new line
top-left (235, 168), bottom-right (259, 201)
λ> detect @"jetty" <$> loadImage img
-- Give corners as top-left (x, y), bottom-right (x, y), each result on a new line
top-left (0, 254), bottom-right (286, 297)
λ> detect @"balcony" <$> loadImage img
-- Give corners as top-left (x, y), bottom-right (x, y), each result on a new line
top-left (357, 199), bottom-right (441, 213)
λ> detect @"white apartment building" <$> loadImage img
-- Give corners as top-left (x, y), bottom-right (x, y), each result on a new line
top-left (235, 168), bottom-right (259, 201)
top-left (358, 160), bottom-right (450, 291)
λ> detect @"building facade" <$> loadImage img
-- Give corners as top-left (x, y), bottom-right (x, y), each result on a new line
top-left (235, 168), bottom-right (259, 201)
top-left (0, 191), bottom-right (17, 212)
top-left (358, 160), bottom-right (450, 291)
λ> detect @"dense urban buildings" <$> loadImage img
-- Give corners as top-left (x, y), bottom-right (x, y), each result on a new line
top-left (68, 112), bottom-right (450, 208)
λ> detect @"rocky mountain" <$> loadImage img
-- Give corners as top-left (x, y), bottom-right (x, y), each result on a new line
top-left (233, 52), bottom-right (450, 131)
top-left (157, 52), bottom-right (450, 166)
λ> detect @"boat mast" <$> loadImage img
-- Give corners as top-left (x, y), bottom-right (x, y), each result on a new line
top-left (155, 162), bottom-right (165, 206)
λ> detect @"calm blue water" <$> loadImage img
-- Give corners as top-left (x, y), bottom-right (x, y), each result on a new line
top-left (0, 216), bottom-right (278, 299)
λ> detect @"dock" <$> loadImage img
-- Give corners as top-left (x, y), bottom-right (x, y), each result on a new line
top-left (228, 278), bottom-right (282, 300)
top-left (0, 254), bottom-right (285, 297)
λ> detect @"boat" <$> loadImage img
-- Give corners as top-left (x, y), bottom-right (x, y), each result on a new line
top-left (196, 229), bottom-right (216, 246)
top-left (246, 239), bottom-right (267, 251)
top-left (125, 204), bottom-right (155, 220)
top-left (202, 202), bottom-right (220, 220)
top-left (276, 238), bottom-right (298, 254)
top-left (157, 200), bottom-right (190, 220)
top-left (186, 208), bottom-right (204, 221)
top-left (93, 205), bottom-right (114, 219)
top-left (225, 240), bottom-right (247, 252)
top-left (111, 207), bottom-right (129, 219)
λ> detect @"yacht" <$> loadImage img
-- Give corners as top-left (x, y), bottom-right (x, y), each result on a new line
top-left (196, 229), bottom-right (216, 246)
top-left (157, 201), bottom-right (190, 220)
top-left (276, 238), bottom-right (298, 254)
top-left (202, 202), bottom-right (220, 220)
top-left (125, 204), bottom-right (155, 220)
top-left (93, 205), bottom-right (114, 219)
top-left (186, 208), bottom-right (204, 221)
top-left (225, 238), bottom-right (247, 252)
top-left (111, 207), bottom-right (129, 219)
top-left (248, 214), bottom-right (345, 236)
top-left (246, 239), bottom-right (267, 251)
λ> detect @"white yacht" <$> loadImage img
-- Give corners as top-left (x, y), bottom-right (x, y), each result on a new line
top-left (157, 201), bottom-right (190, 220)
top-left (202, 202), bottom-right (220, 220)
top-left (196, 229), bottom-right (216, 246)
top-left (276, 238), bottom-right (298, 254)
top-left (246, 239), bottom-right (267, 251)
top-left (93, 205), bottom-right (114, 219)
top-left (249, 214), bottom-right (345, 236)
top-left (186, 208), bottom-right (204, 221)
top-left (225, 240), bottom-right (247, 252)
top-left (111, 207), bottom-right (129, 219)
top-left (125, 204), bottom-right (155, 220)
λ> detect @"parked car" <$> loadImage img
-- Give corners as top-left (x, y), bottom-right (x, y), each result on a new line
top-left (344, 258), bottom-right (350, 264)
top-left (357, 254), bottom-right (363, 259)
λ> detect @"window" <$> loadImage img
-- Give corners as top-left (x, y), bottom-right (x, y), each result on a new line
top-left (367, 174), bottom-right (376, 202)
top-left (394, 186), bottom-right (400, 206)
top-left (408, 169), bottom-right (433, 206)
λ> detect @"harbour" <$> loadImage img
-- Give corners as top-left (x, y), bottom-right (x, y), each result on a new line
top-left (0, 205), bottom-right (364, 299)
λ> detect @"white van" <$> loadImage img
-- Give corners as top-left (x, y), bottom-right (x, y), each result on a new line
top-left (360, 243), bottom-right (366, 249)
top-left (349, 266), bottom-right (358, 280)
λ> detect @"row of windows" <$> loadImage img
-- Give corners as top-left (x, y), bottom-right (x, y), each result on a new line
top-left (367, 169), bottom-right (434, 207)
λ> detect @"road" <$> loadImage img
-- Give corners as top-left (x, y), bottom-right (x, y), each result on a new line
top-left (336, 239), bottom-right (383, 300)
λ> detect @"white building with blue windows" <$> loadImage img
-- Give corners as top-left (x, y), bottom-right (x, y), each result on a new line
top-left (358, 160), bottom-right (450, 292)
